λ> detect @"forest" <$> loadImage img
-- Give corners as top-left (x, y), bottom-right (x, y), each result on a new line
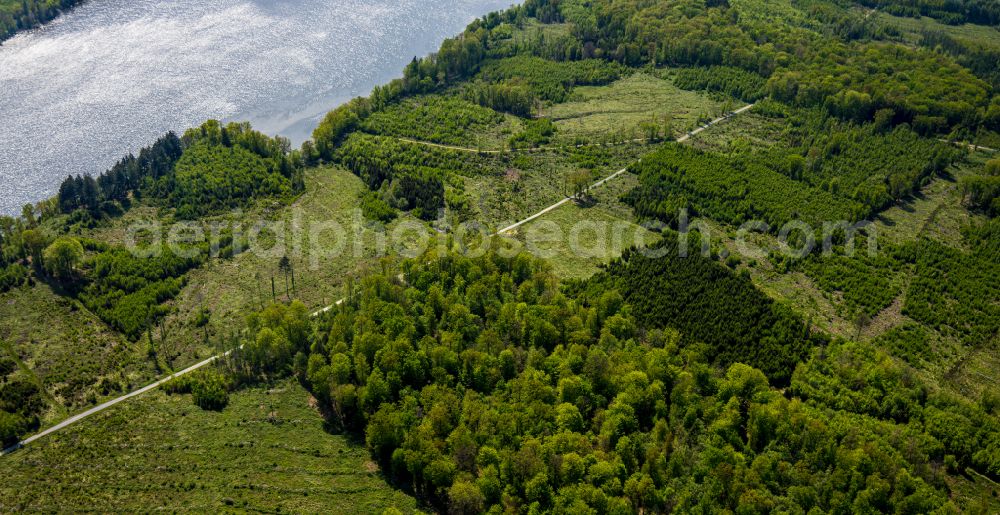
top-left (57, 120), bottom-right (304, 220)
top-left (623, 142), bottom-right (861, 229)
top-left (672, 66), bottom-right (767, 102)
top-left (4, 0), bottom-right (1000, 510)
top-left (332, 133), bottom-right (483, 221)
top-left (855, 0), bottom-right (1000, 26)
top-left (164, 247), bottom-right (1000, 514)
top-left (578, 238), bottom-right (822, 383)
top-left (0, 0), bottom-right (83, 42)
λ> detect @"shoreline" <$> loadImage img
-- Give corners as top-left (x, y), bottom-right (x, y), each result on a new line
top-left (0, 0), bottom-right (87, 44)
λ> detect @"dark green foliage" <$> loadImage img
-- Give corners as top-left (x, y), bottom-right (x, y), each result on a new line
top-left (58, 132), bottom-right (183, 215)
top-left (0, 377), bottom-right (44, 446)
top-left (962, 217), bottom-right (1000, 262)
top-left (333, 133), bottom-right (484, 219)
top-left (462, 81), bottom-right (536, 117)
top-left (673, 66), bottom-right (767, 101)
top-left (896, 238), bottom-right (1000, 345)
top-left (334, 134), bottom-right (480, 187)
top-left (624, 142), bottom-right (860, 229)
top-left (873, 323), bottom-right (936, 366)
top-left (798, 252), bottom-right (904, 318)
top-left (742, 106), bottom-right (959, 215)
top-left (585, 239), bottom-right (819, 382)
top-left (391, 168), bottom-right (445, 221)
top-left (0, 0), bottom-right (84, 42)
top-left (0, 409), bottom-right (28, 447)
top-left (164, 370), bottom-right (231, 411)
top-left (360, 96), bottom-right (505, 146)
top-left (0, 356), bottom-right (14, 378)
top-left (0, 378), bottom-right (44, 419)
top-left (508, 118), bottom-right (555, 149)
top-left (360, 191), bottom-right (397, 223)
top-left (78, 247), bottom-right (203, 340)
top-left (58, 120), bottom-right (302, 219)
top-left (157, 121), bottom-right (302, 218)
top-left (477, 56), bottom-right (624, 103)
top-left (0, 263), bottom-right (28, 294)
top-left (856, 0), bottom-right (1000, 26)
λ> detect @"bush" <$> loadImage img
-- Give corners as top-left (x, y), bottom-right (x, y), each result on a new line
top-left (360, 192), bottom-right (397, 223)
top-left (191, 373), bottom-right (229, 411)
top-left (673, 66), bottom-right (767, 101)
top-left (0, 410), bottom-right (27, 448)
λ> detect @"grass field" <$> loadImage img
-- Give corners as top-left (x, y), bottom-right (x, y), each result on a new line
top-left (0, 377), bottom-right (420, 513)
top-left (548, 73), bottom-right (729, 144)
top-left (83, 166), bottom-right (431, 373)
top-left (687, 111), bottom-right (787, 154)
top-left (873, 156), bottom-right (990, 249)
top-left (461, 143), bottom-right (650, 229)
top-left (875, 11), bottom-right (1000, 51)
top-left (0, 284), bottom-right (155, 423)
top-left (505, 172), bottom-right (656, 279)
top-left (2, 166), bottom-right (431, 436)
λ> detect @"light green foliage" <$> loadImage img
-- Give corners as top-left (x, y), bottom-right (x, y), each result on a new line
top-left (42, 236), bottom-right (83, 281)
top-left (0, 379), bottom-right (419, 512)
top-left (477, 56), bottom-right (625, 103)
top-left (162, 121), bottom-right (302, 218)
top-left (266, 249), bottom-right (987, 512)
top-left (361, 95), bottom-right (507, 146)
top-left (78, 244), bottom-right (203, 341)
top-left (793, 339), bottom-right (1000, 476)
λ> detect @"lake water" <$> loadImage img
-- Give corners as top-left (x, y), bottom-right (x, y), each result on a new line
top-left (0, 0), bottom-right (511, 215)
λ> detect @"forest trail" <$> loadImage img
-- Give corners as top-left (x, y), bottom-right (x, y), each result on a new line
top-left (396, 136), bottom-right (651, 154)
top-left (395, 102), bottom-right (754, 155)
top-left (495, 103), bottom-right (756, 235)
top-left (938, 139), bottom-right (997, 153)
top-left (1, 300), bottom-right (344, 456)
top-left (2, 103), bottom-right (754, 456)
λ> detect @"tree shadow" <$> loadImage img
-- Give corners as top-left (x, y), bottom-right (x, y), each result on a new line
top-left (573, 195), bottom-right (597, 209)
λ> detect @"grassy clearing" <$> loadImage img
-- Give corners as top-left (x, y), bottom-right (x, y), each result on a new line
top-left (460, 143), bottom-right (649, 228)
top-left (547, 73), bottom-right (729, 144)
top-left (943, 343), bottom-right (1000, 402)
top-left (0, 378), bottom-right (419, 513)
top-left (687, 111), bottom-right (789, 153)
top-left (0, 284), bottom-right (154, 422)
top-left (147, 167), bottom-right (431, 372)
top-left (876, 11), bottom-right (1000, 51)
top-left (946, 470), bottom-right (1000, 515)
top-left (873, 156), bottom-right (989, 249)
top-left (504, 173), bottom-right (656, 280)
top-left (43, 166), bottom-right (430, 395)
